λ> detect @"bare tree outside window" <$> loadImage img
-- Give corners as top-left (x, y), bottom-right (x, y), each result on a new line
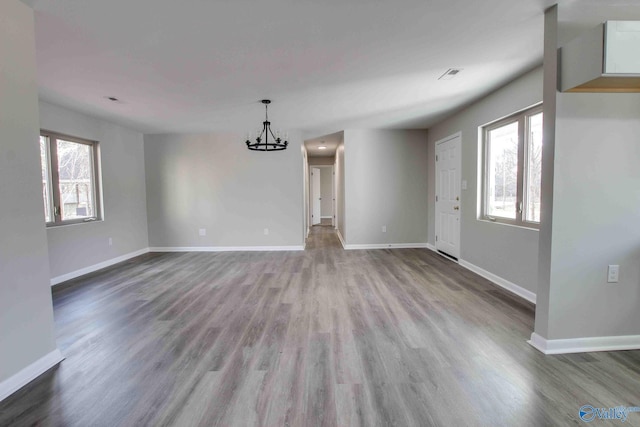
top-left (487, 122), bottom-right (518, 219)
top-left (525, 112), bottom-right (543, 223)
top-left (481, 105), bottom-right (542, 228)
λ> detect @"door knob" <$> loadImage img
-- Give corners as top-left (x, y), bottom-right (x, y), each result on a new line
top-left (453, 206), bottom-right (459, 210)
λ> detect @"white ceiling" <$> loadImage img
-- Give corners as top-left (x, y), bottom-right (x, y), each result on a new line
top-left (305, 132), bottom-right (342, 158)
top-left (21, 0), bottom-right (627, 138)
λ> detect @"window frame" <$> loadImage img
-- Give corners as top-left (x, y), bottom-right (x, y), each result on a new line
top-left (480, 104), bottom-right (542, 229)
top-left (40, 130), bottom-right (103, 226)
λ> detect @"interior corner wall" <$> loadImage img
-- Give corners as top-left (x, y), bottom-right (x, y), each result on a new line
top-left (427, 67), bottom-right (543, 295)
top-left (39, 101), bottom-right (149, 281)
top-left (344, 129), bottom-right (428, 246)
top-left (0, 0), bottom-right (58, 384)
top-left (534, 6), bottom-right (558, 338)
top-left (144, 132), bottom-right (304, 248)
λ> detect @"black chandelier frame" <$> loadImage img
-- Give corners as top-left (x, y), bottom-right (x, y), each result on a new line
top-left (245, 100), bottom-right (288, 151)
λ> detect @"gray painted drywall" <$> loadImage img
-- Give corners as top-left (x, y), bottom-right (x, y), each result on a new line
top-left (0, 0), bottom-right (58, 383)
top-left (536, 6), bottom-right (640, 340)
top-left (39, 101), bottom-right (149, 280)
top-left (308, 156), bottom-right (335, 166)
top-left (546, 93), bottom-right (640, 339)
top-left (144, 133), bottom-right (304, 247)
top-left (320, 167), bottom-right (333, 217)
top-left (535, 4), bottom-right (640, 340)
top-left (336, 139), bottom-right (346, 240)
top-left (427, 67), bottom-right (542, 294)
top-left (302, 146), bottom-right (309, 239)
top-left (535, 6), bottom-right (558, 337)
top-left (344, 129), bottom-right (428, 245)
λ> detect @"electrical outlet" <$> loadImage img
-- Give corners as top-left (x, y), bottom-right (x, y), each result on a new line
top-left (382, 225), bottom-right (387, 233)
top-left (199, 228), bottom-right (206, 237)
top-left (264, 228), bottom-right (269, 235)
top-left (607, 265), bottom-right (619, 283)
top-left (108, 237), bottom-right (112, 246)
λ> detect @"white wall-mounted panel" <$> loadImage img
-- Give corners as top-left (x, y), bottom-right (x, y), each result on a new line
top-left (605, 21), bottom-right (640, 74)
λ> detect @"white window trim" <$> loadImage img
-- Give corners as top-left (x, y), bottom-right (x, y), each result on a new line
top-left (40, 130), bottom-right (103, 227)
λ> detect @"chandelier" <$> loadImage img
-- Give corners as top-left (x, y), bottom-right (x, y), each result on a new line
top-left (245, 100), bottom-right (288, 151)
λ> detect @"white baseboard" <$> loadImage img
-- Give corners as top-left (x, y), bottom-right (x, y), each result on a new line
top-left (149, 246), bottom-right (304, 253)
top-left (528, 332), bottom-right (640, 355)
top-left (0, 349), bottom-right (64, 402)
top-left (343, 243), bottom-right (429, 250)
top-left (425, 244), bottom-right (536, 305)
top-left (458, 259), bottom-right (536, 304)
top-left (50, 248), bottom-right (150, 286)
top-left (336, 230), bottom-right (346, 249)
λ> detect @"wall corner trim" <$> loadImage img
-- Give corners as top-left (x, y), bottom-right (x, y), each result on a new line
top-left (149, 246), bottom-right (304, 253)
top-left (343, 243), bottom-right (429, 250)
top-left (528, 332), bottom-right (640, 355)
top-left (458, 259), bottom-right (537, 304)
top-left (426, 243), bottom-right (436, 251)
top-left (0, 349), bottom-right (64, 402)
top-left (336, 230), bottom-right (346, 249)
top-left (50, 248), bottom-right (151, 286)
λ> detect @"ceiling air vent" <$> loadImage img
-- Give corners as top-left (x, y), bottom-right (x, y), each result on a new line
top-left (438, 68), bottom-right (462, 80)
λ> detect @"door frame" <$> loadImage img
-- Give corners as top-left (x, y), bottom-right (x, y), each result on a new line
top-left (309, 165), bottom-right (335, 227)
top-left (434, 131), bottom-right (462, 260)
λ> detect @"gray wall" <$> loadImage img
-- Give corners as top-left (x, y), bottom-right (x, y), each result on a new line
top-left (427, 67), bottom-right (542, 294)
top-left (308, 156), bottom-right (335, 166)
top-left (40, 101), bottom-right (149, 280)
top-left (336, 139), bottom-right (346, 239)
top-left (0, 0), bottom-right (58, 383)
top-left (144, 133), bottom-right (304, 248)
top-left (320, 167), bottom-right (333, 217)
top-left (302, 146), bottom-right (309, 237)
top-left (344, 129), bottom-right (428, 245)
top-left (536, 6), bottom-right (640, 340)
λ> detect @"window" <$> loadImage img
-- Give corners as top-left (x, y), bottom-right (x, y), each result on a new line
top-left (40, 131), bottom-right (102, 225)
top-left (481, 105), bottom-right (542, 228)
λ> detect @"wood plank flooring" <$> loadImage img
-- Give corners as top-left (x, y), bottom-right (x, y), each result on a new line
top-left (1, 225), bottom-right (640, 426)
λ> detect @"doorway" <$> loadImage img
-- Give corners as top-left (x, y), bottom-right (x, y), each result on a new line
top-left (310, 165), bottom-right (334, 227)
top-left (435, 132), bottom-right (461, 259)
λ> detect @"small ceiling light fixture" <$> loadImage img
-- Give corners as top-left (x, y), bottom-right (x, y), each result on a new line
top-left (318, 142), bottom-right (327, 150)
top-left (438, 68), bottom-right (463, 80)
top-left (245, 100), bottom-right (288, 151)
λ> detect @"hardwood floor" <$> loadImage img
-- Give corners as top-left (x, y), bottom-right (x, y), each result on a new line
top-left (1, 225), bottom-right (640, 426)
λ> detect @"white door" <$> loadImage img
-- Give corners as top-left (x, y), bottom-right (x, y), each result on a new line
top-left (435, 133), bottom-right (461, 259)
top-left (311, 167), bottom-right (321, 225)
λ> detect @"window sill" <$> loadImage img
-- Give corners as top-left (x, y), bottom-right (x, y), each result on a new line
top-left (477, 217), bottom-right (539, 231)
top-left (46, 218), bottom-right (103, 228)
